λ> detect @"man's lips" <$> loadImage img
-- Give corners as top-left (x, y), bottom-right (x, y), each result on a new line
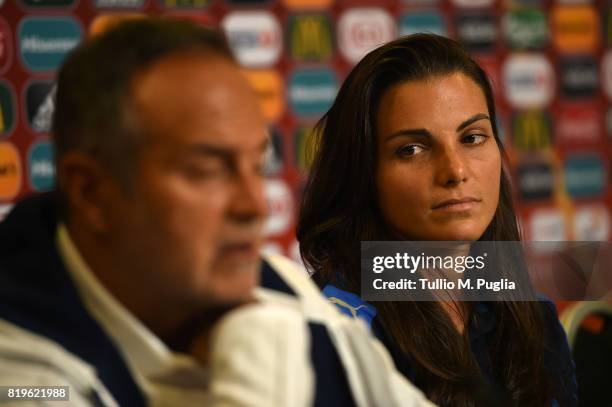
top-left (431, 197), bottom-right (481, 212)
top-left (218, 242), bottom-right (259, 259)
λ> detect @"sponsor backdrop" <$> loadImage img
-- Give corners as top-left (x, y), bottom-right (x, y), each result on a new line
top-left (1, 0), bottom-right (611, 262)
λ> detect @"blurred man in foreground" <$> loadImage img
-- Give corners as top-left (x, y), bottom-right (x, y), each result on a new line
top-left (0, 18), bottom-right (433, 407)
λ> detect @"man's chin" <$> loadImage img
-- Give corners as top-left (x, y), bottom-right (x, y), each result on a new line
top-left (208, 274), bottom-right (259, 304)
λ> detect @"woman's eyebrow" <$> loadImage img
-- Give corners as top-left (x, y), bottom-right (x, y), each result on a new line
top-left (384, 128), bottom-right (433, 142)
top-left (456, 113), bottom-right (490, 132)
top-left (383, 113), bottom-right (491, 142)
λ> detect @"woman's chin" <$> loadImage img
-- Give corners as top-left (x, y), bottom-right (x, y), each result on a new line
top-left (423, 226), bottom-right (485, 242)
top-left (395, 220), bottom-right (488, 241)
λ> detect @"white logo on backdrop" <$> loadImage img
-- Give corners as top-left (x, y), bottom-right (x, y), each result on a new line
top-left (530, 209), bottom-right (566, 241)
top-left (575, 205), bottom-right (610, 241)
top-left (450, 0), bottom-right (494, 7)
top-left (503, 53), bottom-right (555, 108)
top-left (601, 50), bottom-right (612, 100)
top-left (338, 8), bottom-right (396, 64)
top-left (264, 178), bottom-right (293, 237)
top-left (222, 11), bottom-right (282, 68)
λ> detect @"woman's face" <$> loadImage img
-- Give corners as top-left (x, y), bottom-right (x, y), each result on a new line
top-left (376, 73), bottom-right (501, 241)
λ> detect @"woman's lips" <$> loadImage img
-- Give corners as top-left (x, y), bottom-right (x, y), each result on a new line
top-left (432, 197), bottom-right (481, 212)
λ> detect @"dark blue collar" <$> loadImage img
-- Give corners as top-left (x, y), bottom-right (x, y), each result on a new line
top-left (469, 301), bottom-right (497, 342)
top-left (0, 192), bottom-right (146, 406)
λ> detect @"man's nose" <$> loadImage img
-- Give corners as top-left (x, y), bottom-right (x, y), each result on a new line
top-left (229, 166), bottom-right (268, 223)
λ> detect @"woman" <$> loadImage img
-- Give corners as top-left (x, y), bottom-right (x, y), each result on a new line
top-left (297, 34), bottom-right (577, 406)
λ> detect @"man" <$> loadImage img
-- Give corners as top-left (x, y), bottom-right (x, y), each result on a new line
top-left (0, 19), bottom-right (433, 406)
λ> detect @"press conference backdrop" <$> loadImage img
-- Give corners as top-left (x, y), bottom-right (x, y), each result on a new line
top-left (0, 0), bottom-right (611, 259)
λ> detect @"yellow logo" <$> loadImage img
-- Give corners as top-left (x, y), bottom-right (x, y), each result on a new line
top-left (0, 82), bottom-right (15, 137)
top-left (512, 110), bottom-right (551, 151)
top-left (606, 9), bottom-right (612, 46)
top-left (294, 127), bottom-right (318, 172)
top-left (0, 142), bottom-right (21, 200)
top-left (0, 103), bottom-right (5, 134)
top-left (89, 14), bottom-right (145, 37)
top-left (552, 6), bottom-right (599, 53)
top-left (242, 70), bottom-right (284, 124)
top-left (289, 15), bottom-right (332, 61)
top-left (283, 0), bottom-right (332, 10)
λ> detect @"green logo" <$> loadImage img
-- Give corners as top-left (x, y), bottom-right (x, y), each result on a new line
top-left (605, 8), bottom-right (612, 46)
top-left (564, 156), bottom-right (605, 198)
top-left (18, 16), bottom-right (82, 72)
top-left (399, 11), bottom-right (446, 37)
top-left (158, 0), bottom-right (211, 8)
top-left (503, 9), bottom-right (548, 49)
top-left (289, 68), bottom-right (337, 119)
top-left (28, 141), bottom-right (55, 191)
top-left (20, 0), bottom-right (75, 7)
top-left (294, 127), bottom-right (317, 171)
top-left (0, 82), bottom-right (15, 138)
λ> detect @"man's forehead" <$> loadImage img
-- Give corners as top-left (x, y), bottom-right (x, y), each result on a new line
top-left (142, 117), bottom-right (269, 154)
top-left (132, 51), bottom-right (240, 97)
top-left (128, 52), bottom-right (266, 148)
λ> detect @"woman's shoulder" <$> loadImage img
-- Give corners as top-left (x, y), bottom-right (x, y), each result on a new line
top-left (535, 295), bottom-right (578, 407)
top-left (536, 295), bottom-right (559, 319)
top-left (533, 296), bottom-right (574, 375)
top-left (535, 295), bottom-right (570, 346)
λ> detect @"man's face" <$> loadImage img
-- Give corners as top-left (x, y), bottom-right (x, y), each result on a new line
top-left (105, 53), bottom-right (268, 306)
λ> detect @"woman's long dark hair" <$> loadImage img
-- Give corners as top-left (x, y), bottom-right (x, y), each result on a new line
top-left (297, 34), bottom-right (554, 406)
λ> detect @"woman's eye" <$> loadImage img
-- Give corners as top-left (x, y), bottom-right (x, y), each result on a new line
top-left (396, 144), bottom-right (424, 157)
top-left (463, 134), bottom-right (487, 144)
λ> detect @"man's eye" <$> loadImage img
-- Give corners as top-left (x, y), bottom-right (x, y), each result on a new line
top-left (255, 160), bottom-right (266, 176)
top-left (184, 163), bottom-right (225, 179)
top-left (396, 144), bottom-right (424, 157)
top-left (462, 134), bottom-right (487, 144)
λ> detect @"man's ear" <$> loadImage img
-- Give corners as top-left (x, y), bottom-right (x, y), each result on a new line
top-left (57, 152), bottom-right (119, 234)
